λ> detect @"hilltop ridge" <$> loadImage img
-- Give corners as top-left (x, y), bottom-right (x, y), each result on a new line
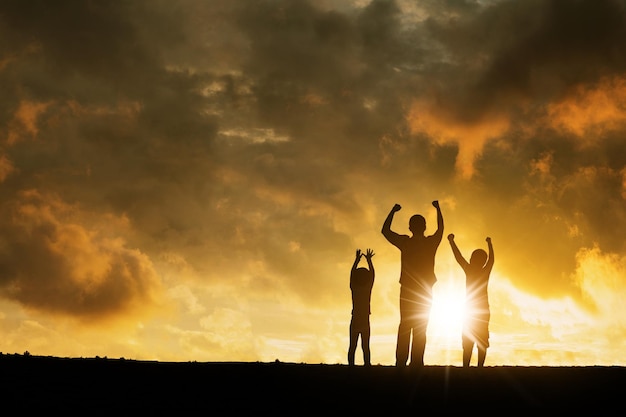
top-left (2, 354), bottom-right (624, 414)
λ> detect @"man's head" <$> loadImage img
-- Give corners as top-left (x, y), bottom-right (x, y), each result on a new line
top-left (409, 214), bottom-right (426, 235)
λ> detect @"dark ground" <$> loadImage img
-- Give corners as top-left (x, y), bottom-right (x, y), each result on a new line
top-left (1, 354), bottom-right (624, 415)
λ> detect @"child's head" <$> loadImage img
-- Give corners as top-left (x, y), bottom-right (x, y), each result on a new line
top-left (409, 215), bottom-right (426, 234)
top-left (469, 249), bottom-right (488, 267)
top-left (354, 267), bottom-right (370, 279)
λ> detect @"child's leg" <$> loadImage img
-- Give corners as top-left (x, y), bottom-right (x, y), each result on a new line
top-left (477, 346), bottom-right (487, 367)
top-left (361, 325), bottom-right (371, 366)
top-left (348, 319), bottom-right (358, 366)
top-left (462, 337), bottom-right (474, 367)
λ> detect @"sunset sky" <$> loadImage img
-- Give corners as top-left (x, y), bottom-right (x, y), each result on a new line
top-left (0, 0), bottom-right (624, 367)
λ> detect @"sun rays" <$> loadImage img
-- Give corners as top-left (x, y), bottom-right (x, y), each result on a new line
top-left (428, 274), bottom-right (466, 343)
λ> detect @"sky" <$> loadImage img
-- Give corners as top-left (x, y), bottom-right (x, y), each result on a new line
top-left (0, 0), bottom-right (624, 367)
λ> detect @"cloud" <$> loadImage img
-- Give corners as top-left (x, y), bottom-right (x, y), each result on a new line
top-left (0, 0), bottom-right (624, 364)
top-left (573, 245), bottom-right (626, 321)
top-left (407, 96), bottom-right (511, 179)
top-left (404, 0), bottom-right (626, 178)
top-left (484, 244), bottom-right (626, 365)
top-left (7, 100), bottom-right (51, 144)
top-left (0, 190), bottom-right (164, 321)
top-left (545, 76), bottom-right (626, 140)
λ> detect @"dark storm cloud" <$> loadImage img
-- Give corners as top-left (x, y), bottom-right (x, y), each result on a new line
top-left (201, 0), bottom-right (478, 301)
top-left (438, 1), bottom-right (626, 230)
top-left (410, 0), bottom-right (626, 298)
top-left (0, 0), bottom-right (218, 205)
top-left (0, 0), bottom-right (189, 100)
top-left (0, 0), bottom-right (217, 317)
top-left (423, 0), bottom-right (626, 119)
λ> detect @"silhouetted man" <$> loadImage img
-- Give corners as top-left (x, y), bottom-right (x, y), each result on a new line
top-left (382, 201), bottom-right (443, 369)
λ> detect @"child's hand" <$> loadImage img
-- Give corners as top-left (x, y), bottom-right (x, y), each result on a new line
top-left (356, 249), bottom-right (362, 259)
top-left (447, 233), bottom-right (454, 241)
top-left (392, 204), bottom-right (401, 212)
top-left (432, 200), bottom-right (440, 209)
top-left (365, 248), bottom-right (375, 259)
top-left (486, 237), bottom-right (491, 244)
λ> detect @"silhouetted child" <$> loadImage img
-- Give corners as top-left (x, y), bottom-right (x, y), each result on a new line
top-left (348, 248), bottom-right (375, 367)
top-left (448, 234), bottom-right (494, 367)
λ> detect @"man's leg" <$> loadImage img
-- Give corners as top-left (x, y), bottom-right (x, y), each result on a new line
top-left (408, 299), bottom-right (431, 368)
top-left (396, 321), bottom-right (410, 367)
top-left (396, 290), bottom-right (413, 367)
top-left (410, 328), bottom-right (425, 368)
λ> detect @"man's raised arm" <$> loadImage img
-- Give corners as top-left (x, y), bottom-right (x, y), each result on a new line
top-left (432, 200), bottom-right (444, 241)
top-left (382, 204), bottom-right (402, 244)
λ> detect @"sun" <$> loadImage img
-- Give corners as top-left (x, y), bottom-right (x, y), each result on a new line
top-left (428, 275), bottom-right (466, 342)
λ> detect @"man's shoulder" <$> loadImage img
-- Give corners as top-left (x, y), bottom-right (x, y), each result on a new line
top-left (395, 234), bottom-right (411, 245)
top-left (426, 233), bottom-right (443, 243)
top-left (385, 233), bottom-right (410, 247)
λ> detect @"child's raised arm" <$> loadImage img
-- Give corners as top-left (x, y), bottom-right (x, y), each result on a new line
top-left (448, 234), bottom-right (469, 269)
top-left (351, 249), bottom-right (362, 273)
top-left (485, 237), bottom-right (495, 271)
top-left (365, 248), bottom-right (375, 280)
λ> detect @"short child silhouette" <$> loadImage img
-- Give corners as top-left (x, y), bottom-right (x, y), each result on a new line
top-left (348, 248), bottom-right (375, 367)
top-left (448, 234), bottom-right (494, 367)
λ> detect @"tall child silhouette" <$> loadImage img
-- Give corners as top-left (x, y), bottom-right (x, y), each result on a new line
top-left (382, 201), bottom-right (444, 368)
top-left (447, 234), bottom-right (494, 367)
top-left (348, 248), bottom-right (375, 367)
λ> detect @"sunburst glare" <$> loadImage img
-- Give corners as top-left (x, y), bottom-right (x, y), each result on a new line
top-left (426, 274), bottom-right (466, 363)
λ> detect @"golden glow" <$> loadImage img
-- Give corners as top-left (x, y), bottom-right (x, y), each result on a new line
top-left (427, 275), bottom-right (465, 344)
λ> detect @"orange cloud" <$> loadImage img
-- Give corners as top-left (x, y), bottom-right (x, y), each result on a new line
top-left (0, 154), bottom-right (15, 182)
top-left (7, 100), bottom-right (51, 144)
top-left (546, 76), bottom-right (626, 141)
top-left (0, 190), bottom-right (165, 322)
top-left (407, 98), bottom-right (510, 179)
